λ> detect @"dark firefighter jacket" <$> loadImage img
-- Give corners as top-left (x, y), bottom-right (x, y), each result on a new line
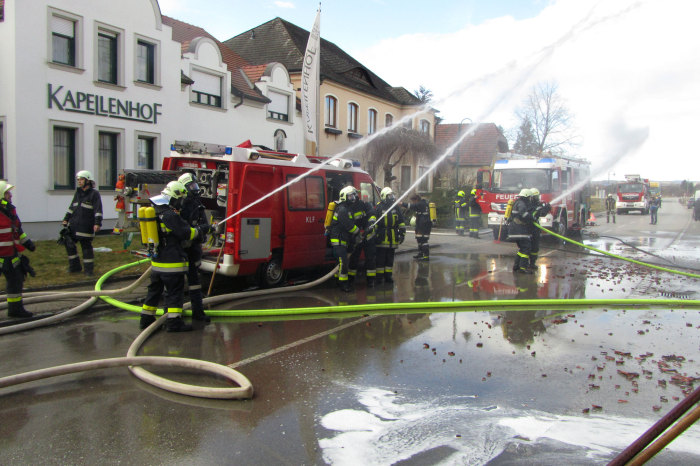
top-left (180, 193), bottom-right (209, 263)
top-left (63, 186), bottom-right (103, 238)
top-left (508, 197), bottom-right (533, 240)
top-left (152, 204), bottom-right (198, 273)
top-left (0, 200), bottom-right (30, 258)
top-left (413, 199), bottom-right (432, 236)
top-left (468, 194), bottom-right (482, 217)
top-left (374, 201), bottom-right (406, 248)
top-left (329, 201), bottom-right (359, 246)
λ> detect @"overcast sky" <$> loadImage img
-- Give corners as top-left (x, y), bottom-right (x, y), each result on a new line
top-left (159, 0), bottom-right (700, 181)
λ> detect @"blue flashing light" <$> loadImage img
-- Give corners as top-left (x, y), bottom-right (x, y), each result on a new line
top-left (538, 158), bottom-right (555, 163)
top-left (352, 160), bottom-right (361, 167)
top-left (170, 144), bottom-right (176, 151)
top-left (225, 146), bottom-right (233, 155)
top-left (495, 159), bottom-right (508, 164)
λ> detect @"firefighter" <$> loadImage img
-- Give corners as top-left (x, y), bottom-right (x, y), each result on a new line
top-left (508, 188), bottom-right (534, 274)
top-left (1, 181), bottom-right (36, 318)
top-left (454, 190), bottom-right (467, 235)
top-left (467, 188), bottom-right (482, 238)
top-left (140, 181), bottom-right (208, 332)
top-left (374, 187), bottom-right (406, 284)
top-left (605, 193), bottom-right (616, 223)
top-left (348, 196), bottom-right (378, 288)
top-left (329, 186), bottom-right (360, 292)
top-left (177, 172), bottom-right (211, 322)
top-left (62, 170), bottom-right (103, 276)
top-left (649, 195), bottom-right (661, 225)
top-left (409, 193), bottom-right (431, 261)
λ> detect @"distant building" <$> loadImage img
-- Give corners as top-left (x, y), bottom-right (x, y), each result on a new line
top-left (435, 123), bottom-right (509, 190)
top-left (224, 17), bottom-right (439, 193)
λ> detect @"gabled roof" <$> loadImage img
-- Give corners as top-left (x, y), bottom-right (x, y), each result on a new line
top-left (223, 17), bottom-right (422, 107)
top-left (435, 123), bottom-right (509, 166)
top-left (162, 15), bottom-right (269, 103)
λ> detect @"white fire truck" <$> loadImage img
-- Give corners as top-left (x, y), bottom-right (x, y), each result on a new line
top-left (116, 141), bottom-right (380, 286)
top-left (475, 153), bottom-right (591, 239)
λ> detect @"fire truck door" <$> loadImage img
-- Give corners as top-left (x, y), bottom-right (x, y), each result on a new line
top-left (282, 174), bottom-right (326, 269)
top-left (476, 169), bottom-right (491, 189)
top-left (239, 166), bottom-right (274, 260)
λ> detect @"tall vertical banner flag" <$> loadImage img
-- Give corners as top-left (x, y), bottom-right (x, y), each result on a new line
top-left (301, 8), bottom-right (321, 146)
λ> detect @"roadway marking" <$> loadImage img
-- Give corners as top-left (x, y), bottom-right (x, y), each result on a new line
top-left (228, 315), bottom-right (376, 369)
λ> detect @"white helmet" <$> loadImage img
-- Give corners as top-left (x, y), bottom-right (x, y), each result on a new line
top-left (76, 170), bottom-right (94, 181)
top-left (380, 187), bottom-right (394, 201)
top-left (339, 186), bottom-right (358, 203)
top-left (530, 188), bottom-right (540, 197)
top-left (178, 172), bottom-right (200, 194)
top-left (0, 180), bottom-right (15, 198)
top-left (162, 180), bottom-right (187, 200)
top-left (518, 188), bottom-right (532, 197)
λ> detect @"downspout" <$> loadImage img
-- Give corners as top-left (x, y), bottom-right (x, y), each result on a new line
top-left (234, 94), bottom-right (244, 108)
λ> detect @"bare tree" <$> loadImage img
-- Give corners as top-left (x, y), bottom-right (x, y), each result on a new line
top-left (349, 126), bottom-right (438, 188)
top-left (514, 81), bottom-right (579, 155)
top-left (413, 85), bottom-right (433, 103)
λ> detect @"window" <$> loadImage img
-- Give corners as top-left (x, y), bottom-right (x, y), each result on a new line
top-left (418, 166), bottom-right (430, 192)
top-left (368, 109), bottom-right (377, 135)
top-left (51, 15), bottom-right (76, 66)
top-left (359, 181), bottom-right (377, 205)
top-left (98, 31), bottom-right (118, 84)
top-left (268, 91), bottom-right (289, 121)
top-left (137, 136), bottom-right (154, 170)
top-left (191, 69), bottom-right (222, 107)
top-left (348, 103), bottom-right (358, 133)
top-left (98, 132), bottom-right (118, 189)
top-left (53, 127), bottom-right (76, 189)
top-left (400, 165), bottom-right (411, 192)
top-left (286, 175), bottom-right (325, 210)
top-left (136, 40), bottom-right (155, 84)
top-left (420, 119), bottom-right (430, 134)
top-left (385, 114), bottom-right (393, 127)
top-left (274, 129), bottom-right (287, 152)
top-left (325, 96), bottom-right (337, 127)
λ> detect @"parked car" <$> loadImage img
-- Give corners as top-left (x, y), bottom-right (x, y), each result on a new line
top-left (688, 198), bottom-right (695, 209)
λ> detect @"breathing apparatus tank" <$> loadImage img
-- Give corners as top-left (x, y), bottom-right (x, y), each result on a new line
top-left (429, 202), bottom-right (437, 222)
top-left (324, 201), bottom-right (337, 230)
top-left (138, 206), bottom-right (159, 246)
top-left (504, 199), bottom-right (514, 220)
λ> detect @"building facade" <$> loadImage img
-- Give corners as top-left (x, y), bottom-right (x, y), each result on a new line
top-left (0, 0), bottom-right (301, 238)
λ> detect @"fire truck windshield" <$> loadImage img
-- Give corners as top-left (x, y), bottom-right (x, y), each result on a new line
top-left (619, 183), bottom-right (644, 192)
top-left (493, 169), bottom-right (551, 193)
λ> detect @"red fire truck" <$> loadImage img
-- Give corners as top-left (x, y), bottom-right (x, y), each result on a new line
top-left (475, 154), bottom-right (591, 239)
top-left (117, 141), bottom-right (380, 286)
top-left (615, 174), bottom-right (650, 215)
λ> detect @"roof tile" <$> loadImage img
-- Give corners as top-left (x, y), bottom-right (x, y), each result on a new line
top-left (435, 123), bottom-right (509, 166)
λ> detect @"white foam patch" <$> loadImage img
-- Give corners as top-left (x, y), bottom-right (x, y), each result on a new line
top-left (319, 387), bottom-right (700, 465)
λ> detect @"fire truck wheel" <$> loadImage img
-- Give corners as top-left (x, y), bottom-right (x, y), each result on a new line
top-left (258, 256), bottom-right (285, 287)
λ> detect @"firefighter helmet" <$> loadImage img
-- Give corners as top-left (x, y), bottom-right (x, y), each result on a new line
top-left (380, 187), bottom-right (395, 201)
top-left (177, 172), bottom-right (200, 194)
top-left (530, 188), bottom-right (540, 199)
top-left (339, 186), bottom-right (358, 203)
top-left (471, 188), bottom-right (477, 195)
top-left (518, 188), bottom-right (532, 197)
top-left (0, 180), bottom-right (15, 198)
top-left (76, 170), bottom-right (94, 181)
top-left (162, 180), bottom-right (187, 200)
top-left (457, 190), bottom-right (465, 197)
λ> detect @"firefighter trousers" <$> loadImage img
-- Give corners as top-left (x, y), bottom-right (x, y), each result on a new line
top-left (1, 256), bottom-right (25, 309)
top-left (333, 244), bottom-right (350, 283)
top-left (65, 235), bottom-right (94, 273)
top-left (376, 246), bottom-right (396, 280)
top-left (141, 270), bottom-right (186, 317)
top-left (514, 238), bottom-right (532, 271)
top-left (348, 240), bottom-right (377, 281)
top-left (186, 247), bottom-right (204, 314)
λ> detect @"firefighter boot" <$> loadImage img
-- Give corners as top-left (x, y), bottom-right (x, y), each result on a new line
top-left (8, 300), bottom-right (33, 319)
top-left (528, 257), bottom-right (537, 270)
top-left (165, 316), bottom-right (193, 332)
top-left (512, 256), bottom-right (520, 272)
top-left (139, 314), bottom-right (156, 329)
top-left (83, 261), bottom-right (94, 277)
top-left (189, 289), bottom-right (211, 323)
top-left (366, 276), bottom-right (376, 288)
top-left (339, 279), bottom-right (353, 293)
top-left (384, 272), bottom-right (394, 284)
top-left (517, 257), bottom-right (533, 274)
top-left (67, 257), bottom-right (82, 273)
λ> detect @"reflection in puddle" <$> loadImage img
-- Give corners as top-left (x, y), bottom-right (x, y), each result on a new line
top-left (319, 387), bottom-right (700, 465)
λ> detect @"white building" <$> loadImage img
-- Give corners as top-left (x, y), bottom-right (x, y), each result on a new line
top-left (0, 0), bottom-right (301, 238)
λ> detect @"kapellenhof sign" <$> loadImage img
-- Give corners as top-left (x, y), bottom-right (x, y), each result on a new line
top-left (47, 84), bottom-right (162, 124)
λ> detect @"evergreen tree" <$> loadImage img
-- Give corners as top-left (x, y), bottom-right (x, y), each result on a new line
top-left (513, 118), bottom-right (538, 155)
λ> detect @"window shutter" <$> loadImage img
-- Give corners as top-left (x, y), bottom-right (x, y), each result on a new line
top-left (51, 16), bottom-right (74, 37)
top-left (268, 91), bottom-right (288, 114)
top-left (191, 70), bottom-right (221, 95)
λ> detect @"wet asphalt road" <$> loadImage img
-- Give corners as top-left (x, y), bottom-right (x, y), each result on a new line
top-left (1, 199), bottom-right (699, 465)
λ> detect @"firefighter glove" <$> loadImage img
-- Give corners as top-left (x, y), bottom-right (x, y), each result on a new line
top-left (398, 228), bottom-right (406, 244)
top-left (24, 240), bottom-right (36, 252)
top-left (20, 255), bottom-right (36, 278)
